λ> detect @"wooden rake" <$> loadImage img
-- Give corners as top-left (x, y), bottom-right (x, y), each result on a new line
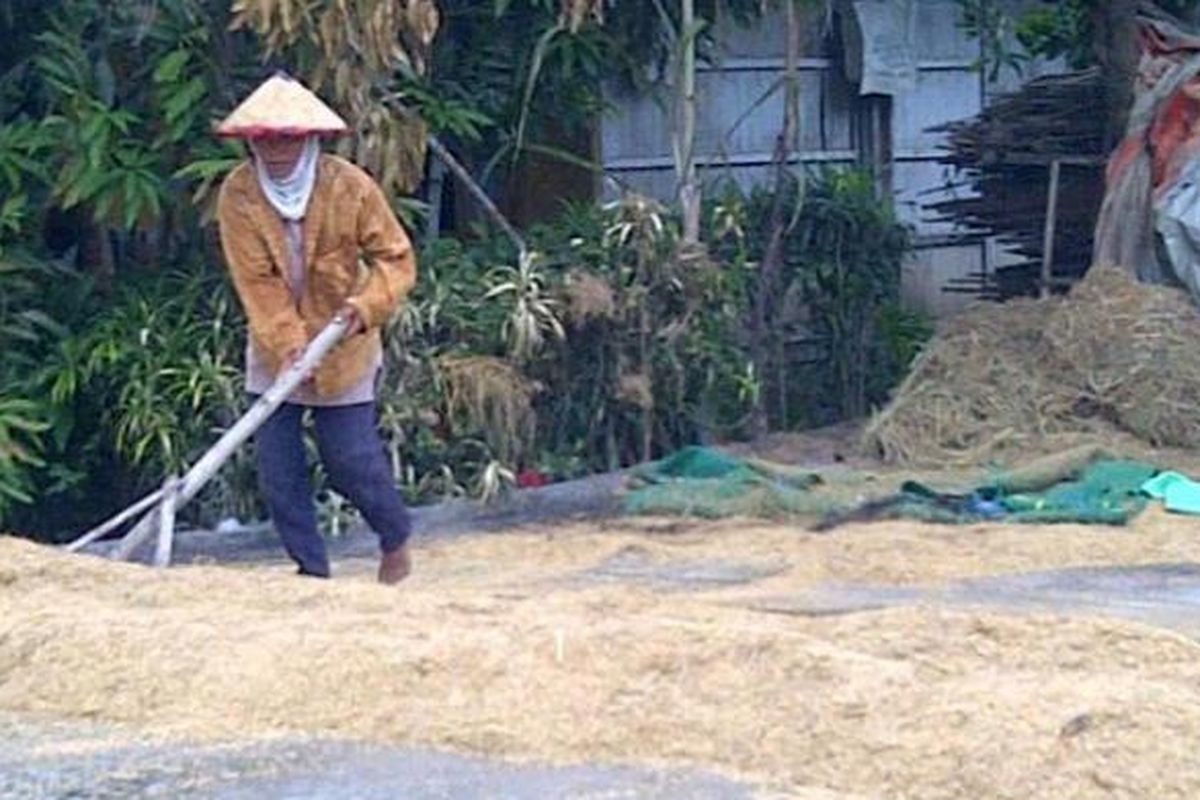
top-left (63, 315), bottom-right (352, 565)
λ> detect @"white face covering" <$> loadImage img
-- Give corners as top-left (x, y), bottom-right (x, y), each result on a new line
top-left (250, 135), bottom-right (320, 221)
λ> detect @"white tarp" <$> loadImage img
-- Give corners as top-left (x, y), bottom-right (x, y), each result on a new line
top-left (1154, 156), bottom-right (1200, 300)
top-left (839, 0), bottom-right (919, 96)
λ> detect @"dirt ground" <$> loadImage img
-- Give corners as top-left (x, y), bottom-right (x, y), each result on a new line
top-left (6, 507), bottom-right (1200, 799)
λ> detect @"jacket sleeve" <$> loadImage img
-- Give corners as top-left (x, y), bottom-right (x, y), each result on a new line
top-left (345, 178), bottom-right (417, 330)
top-left (216, 179), bottom-right (308, 363)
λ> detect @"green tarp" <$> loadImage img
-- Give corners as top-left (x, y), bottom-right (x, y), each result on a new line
top-left (624, 446), bottom-right (1160, 527)
top-left (624, 447), bottom-right (827, 519)
top-left (930, 459), bottom-right (1155, 525)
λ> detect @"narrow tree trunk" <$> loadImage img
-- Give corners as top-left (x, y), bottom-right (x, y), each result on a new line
top-left (1092, 0), bottom-right (1140, 150)
top-left (425, 157), bottom-right (446, 241)
top-left (640, 302), bottom-right (653, 462)
top-left (678, 0), bottom-right (701, 244)
top-left (81, 218), bottom-right (115, 293)
top-left (749, 0), bottom-right (802, 437)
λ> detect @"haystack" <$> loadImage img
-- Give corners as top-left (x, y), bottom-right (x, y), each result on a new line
top-left (863, 266), bottom-right (1200, 466)
top-left (1043, 267), bottom-right (1200, 448)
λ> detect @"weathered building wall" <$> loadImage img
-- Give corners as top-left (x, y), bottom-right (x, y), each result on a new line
top-left (598, 0), bottom-right (1067, 318)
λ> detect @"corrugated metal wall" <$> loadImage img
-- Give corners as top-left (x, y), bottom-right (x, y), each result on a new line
top-left (599, 0), bottom-right (1064, 318)
top-left (600, 6), bottom-right (856, 199)
top-left (895, 0), bottom-right (987, 317)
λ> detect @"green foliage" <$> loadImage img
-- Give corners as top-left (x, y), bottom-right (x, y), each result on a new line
top-left (0, 254), bottom-right (63, 522)
top-left (378, 233), bottom-right (558, 500)
top-left (373, 239), bottom-right (490, 501)
top-left (0, 398), bottom-right (48, 514)
top-left (33, 27), bottom-right (162, 230)
top-left (0, 0), bottom-right (928, 541)
top-left (535, 195), bottom-right (752, 465)
top-left (2, 0), bottom-right (252, 273)
top-left (425, 0), bottom-right (611, 180)
top-left (875, 302), bottom-right (934, 381)
top-left (957, 0), bottom-right (1200, 76)
top-left (0, 121), bottom-right (53, 195)
top-left (369, 198), bottom-right (753, 494)
top-left (45, 270), bottom-right (253, 523)
top-left (484, 252), bottom-right (566, 362)
top-left (0, 261), bottom-right (255, 536)
top-left (711, 169), bottom-right (919, 426)
top-left (791, 170), bottom-right (913, 418)
top-left (62, 273), bottom-right (241, 472)
top-left (0, 0), bottom-right (259, 532)
top-left (955, 0), bottom-right (1031, 78)
top-left (1011, 2), bottom-right (1094, 70)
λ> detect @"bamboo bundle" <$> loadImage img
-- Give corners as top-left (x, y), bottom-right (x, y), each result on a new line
top-left (934, 69), bottom-right (1107, 166)
top-left (927, 69), bottom-right (1108, 298)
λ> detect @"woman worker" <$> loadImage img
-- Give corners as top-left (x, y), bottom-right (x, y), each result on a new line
top-left (214, 73), bottom-right (417, 584)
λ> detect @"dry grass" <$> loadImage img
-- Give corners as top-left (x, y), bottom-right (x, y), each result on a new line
top-left (8, 508), bottom-right (1200, 798)
top-left (864, 266), bottom-right (1200, 466)
top-left (564, 269), bottom-right (617, 323)
top-left (437, 355), bottom-right (537, 461)
top-left (1043, 266), bottom-right (1200, 448)
top-left (616, 371), bottom-right (654, 409)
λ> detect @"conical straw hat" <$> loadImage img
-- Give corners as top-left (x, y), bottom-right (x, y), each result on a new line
top-left (216, 73), bottom-right (349, 138)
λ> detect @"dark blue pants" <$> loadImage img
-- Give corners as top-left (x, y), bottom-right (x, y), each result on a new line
top-left (254, 402), bottom-right (411, 577)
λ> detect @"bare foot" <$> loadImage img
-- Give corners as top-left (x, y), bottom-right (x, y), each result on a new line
top-left (378, 544), bottom-right (412, 585)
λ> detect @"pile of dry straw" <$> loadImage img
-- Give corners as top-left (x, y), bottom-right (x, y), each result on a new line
top-left (9, 518), bottom-right (1200, 799)
top-left (864, 265), bottom-right (1200, 466)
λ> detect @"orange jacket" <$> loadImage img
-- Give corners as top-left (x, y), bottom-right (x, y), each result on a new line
top-left (216, 155), bottom-right (417, 397)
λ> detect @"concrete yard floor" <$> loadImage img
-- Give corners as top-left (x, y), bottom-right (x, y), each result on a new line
top-left (9, 505), bottom-right (1200, 798)
top-left (0, 712), bottom-right (755, 800)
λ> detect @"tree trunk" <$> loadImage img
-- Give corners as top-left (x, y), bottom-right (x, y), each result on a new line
top-left (748, 0), bottom-right (803, 438)
top-left (1092, 0), bottom-right (1140, 149)
top-left (678, 0), bottom-right (701, 244)
top-left (80, 217), bottom-right (115, 293)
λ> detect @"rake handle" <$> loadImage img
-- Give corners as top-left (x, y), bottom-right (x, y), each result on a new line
top-left (103, 314), bottom-right (352, 562)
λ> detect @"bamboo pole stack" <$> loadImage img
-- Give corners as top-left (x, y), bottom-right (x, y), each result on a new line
top-left (928, 69), bottom-right (1108, 298)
